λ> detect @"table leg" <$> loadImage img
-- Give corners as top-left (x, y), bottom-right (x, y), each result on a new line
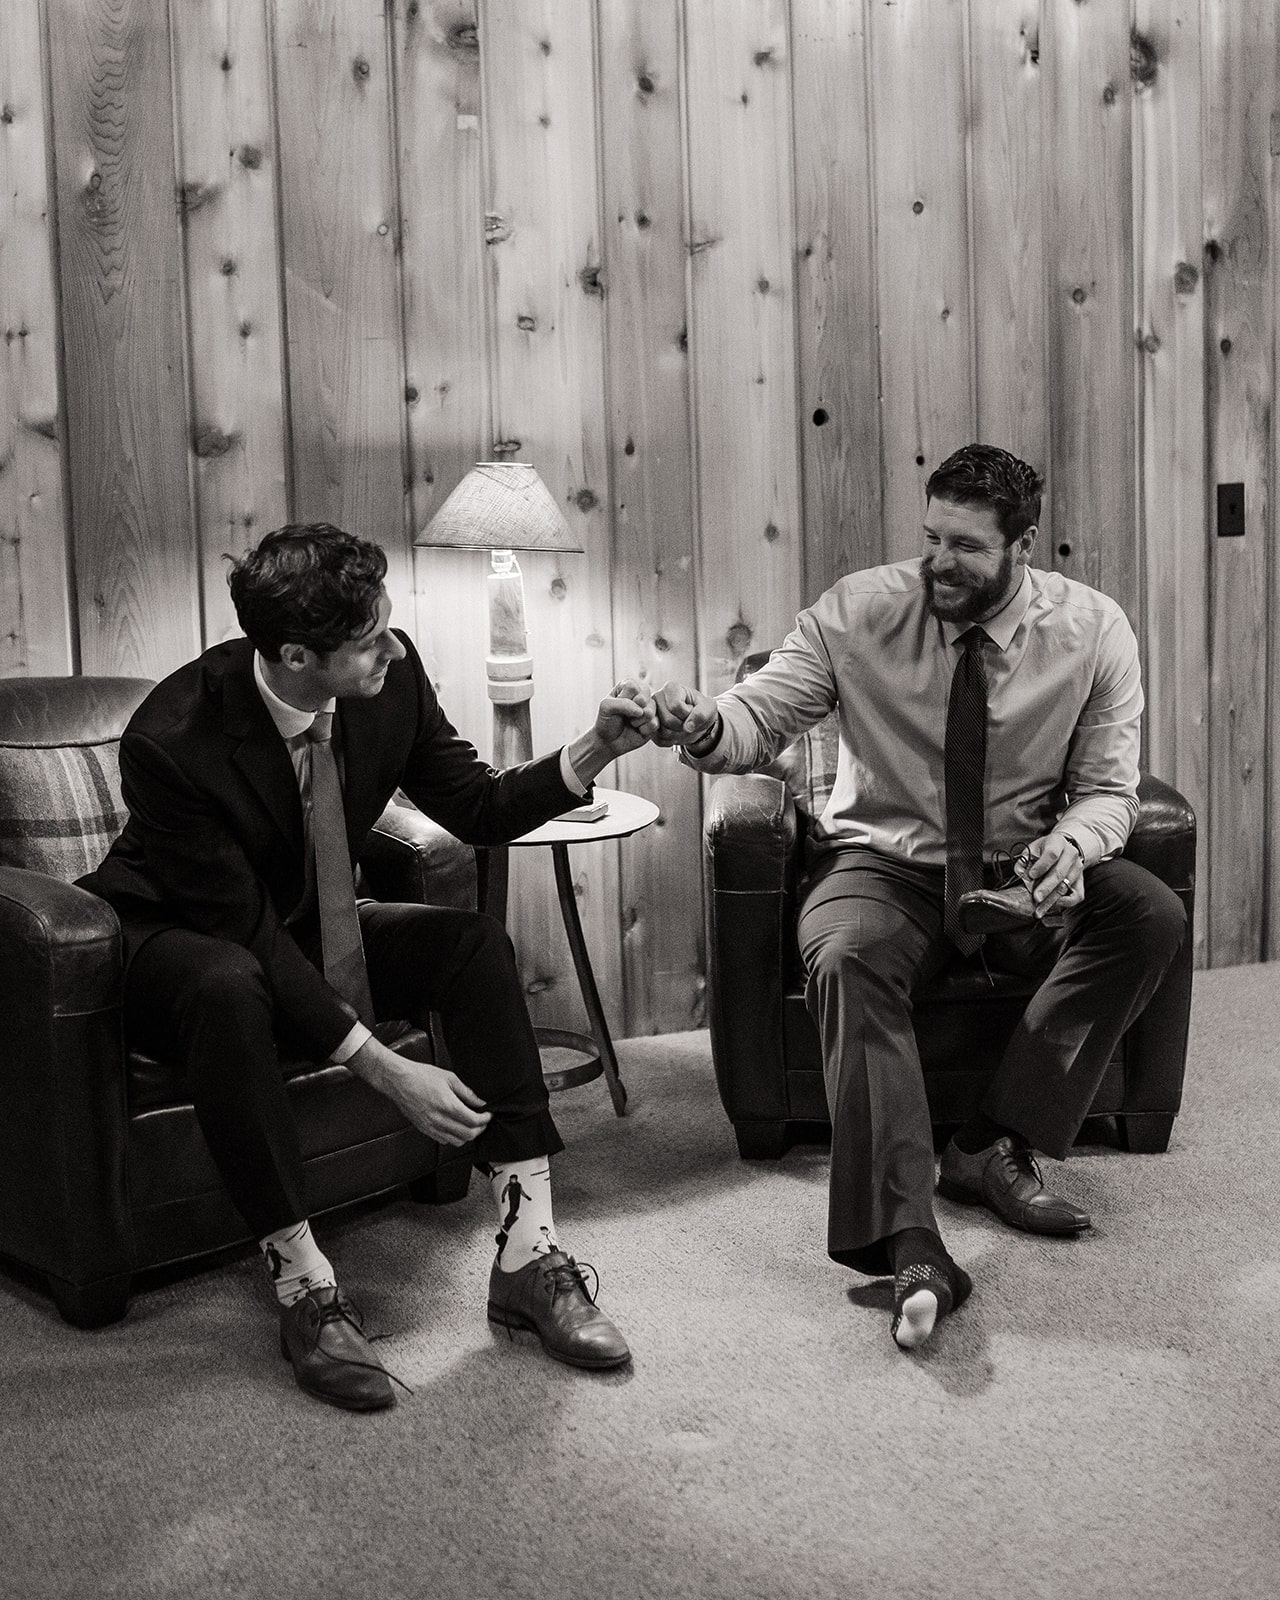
top-left (550, 841), bottom-right (628, 1115)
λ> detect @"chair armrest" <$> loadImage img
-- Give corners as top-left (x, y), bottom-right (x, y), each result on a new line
top-left (0, 869), bottom-right (133, 1281)
top-left (704, 773), bottom-right (796, 894)
top-left (703, 774), bottom-right (798, 1124)
top-left (1126, 774), bottom-right (1196, 892)
top-left (1118, 776), bottom-right (1197, 1120)
top-left (360, 800), bottom-right (479, 911)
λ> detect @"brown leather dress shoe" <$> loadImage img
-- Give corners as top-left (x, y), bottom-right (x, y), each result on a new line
top-left (279, 1286), bottom-right (396, 1412)
top-left (487, 1250), bottom-right (631, 1370)
top-left (958, 880), bottom-right (1065, 933)
top-left (938, 1135), bottom-right (1091, 1235)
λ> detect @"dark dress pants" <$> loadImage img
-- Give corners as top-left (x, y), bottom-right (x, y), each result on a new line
top-left (797, 848), bottom-right (1186, 1276)
top-left (122, 902), bottom-right (561, 1239)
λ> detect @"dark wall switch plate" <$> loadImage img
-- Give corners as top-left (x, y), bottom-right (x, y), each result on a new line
top-left (1217, 481), bottom-right (1246, 537)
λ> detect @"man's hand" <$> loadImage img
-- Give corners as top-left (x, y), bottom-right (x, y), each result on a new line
top-left (593, 679), bottom-right (659, 758)
top-left (565, 679), bottom-right (658, 787)
top-left (347, 1035), bottom-right (491, 1146)
top-left (1015, 832), bottom-right (1087, 917)
top-left (654, 681), bottom-right (721, 749)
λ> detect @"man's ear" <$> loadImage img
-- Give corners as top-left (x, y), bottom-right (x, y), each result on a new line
top-left (1016, 524), bottom-right (1038, 564)
top-left (278, 641), bottom-right (308, 674)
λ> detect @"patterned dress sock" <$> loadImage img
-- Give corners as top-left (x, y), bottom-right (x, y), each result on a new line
top-left (887, 1227), bottom-right (971, 1352)
top-left (259, 1219), bottom-right (337, 1307)
top-left (477, 1157), bottom-right (558, 1274)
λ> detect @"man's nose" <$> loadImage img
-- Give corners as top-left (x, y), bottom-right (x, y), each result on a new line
top-left (385, 632), bottom-right (407, 662)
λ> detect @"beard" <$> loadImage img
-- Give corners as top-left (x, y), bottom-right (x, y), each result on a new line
top-left (923, 544), bottom-right (1015, 624)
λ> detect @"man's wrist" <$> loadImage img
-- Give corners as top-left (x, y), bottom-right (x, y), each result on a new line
top-left (684, 710), bottom-right (723, 758)
top-left (1057, 831), bottom-right (1089, 868)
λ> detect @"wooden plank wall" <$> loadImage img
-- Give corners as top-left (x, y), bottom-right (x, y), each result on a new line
top-left (6, 0), bottom-right (1280, 1025)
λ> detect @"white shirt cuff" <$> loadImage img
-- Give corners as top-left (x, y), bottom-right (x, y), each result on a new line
top-left (330, 1021), bottom-right (372, 1064)
top-left (560, 744), bottom-right (589, 797)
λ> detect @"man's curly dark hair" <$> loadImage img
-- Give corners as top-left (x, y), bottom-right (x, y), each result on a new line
top-left (227, 523), bottom-right (388, 661)
top-left (925, 444), bottom-right (1043, 543)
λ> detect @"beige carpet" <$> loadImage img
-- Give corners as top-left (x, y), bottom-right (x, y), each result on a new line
top-left (3, 963), bottom-right (1279, 1600)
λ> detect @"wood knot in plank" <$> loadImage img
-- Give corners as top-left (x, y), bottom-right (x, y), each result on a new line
top-left (448, 21), bottom-right (478, 51)
top-left (574, 488), bottom-right (598, 512)
top-left (177, 180), bottom-right (219, 216)
top-left (726, 621), bottom-right (753, 654)
top-left (578, 264), bottom-right (604, 296)
top-left (491, 438), bottom-right (522, 457)
top-left (763, 522), bottom-right (780, 543)
top-left (353, 56), bottom-right (371, 82)
top-left (1101, 82), bottom-right (1116, 106)
top-left (637, 72), bottom-right (655, 94)
top-left (1, 106), bottom-right (13, 125)
top-left (550, 577), bottom-right (567, 600)
top-left (1173, 261), bottom-right (1199, 294)
top-left (687, 236), bottom-right (720, 256)
top-left (238, 144), bottom-right (262, 170)
top-left (1130, 29), bottom-right (1158, 90)
top-left (193, 425), bottom-right (239, 459)
top-left (517, 313), bottom-right (538, 332)
top-left (24, 415), bottom-right (58, 443)
top-left (753, 48), bottom-right (774, 66)
top-left (485, 213), bottom-right (513, 245)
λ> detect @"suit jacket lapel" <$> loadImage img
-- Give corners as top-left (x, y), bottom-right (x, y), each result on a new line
top-left (220, 648), bottom-right (304, 847)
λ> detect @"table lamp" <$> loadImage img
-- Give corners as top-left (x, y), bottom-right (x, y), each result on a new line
top-left (416, 462), bottom-right (583, 767)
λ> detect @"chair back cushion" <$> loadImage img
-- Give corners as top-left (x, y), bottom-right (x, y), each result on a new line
top-left (737, 650), bottom-right (840, 822)
top-left (0, 677), bottom-right (152, 882)
top-left (764, 714), bottom-right (840, 823)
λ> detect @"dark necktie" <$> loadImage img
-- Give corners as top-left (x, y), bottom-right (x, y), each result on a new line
top-left (304, 711), bottom-right (375, 1025)
top-left (943, 626), bottom-right (989, 955)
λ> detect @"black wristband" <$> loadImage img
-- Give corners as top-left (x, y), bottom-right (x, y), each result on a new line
top-left (1058, 831), bottom-right (1088, 867)
top-left (685, 710), bottom-right (723, 757)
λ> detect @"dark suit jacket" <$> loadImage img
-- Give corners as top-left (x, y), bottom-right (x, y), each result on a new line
top-left (84, 630), bottom-right (581, 1059)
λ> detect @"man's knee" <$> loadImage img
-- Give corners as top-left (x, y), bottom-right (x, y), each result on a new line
top-left (804, 924), bottom-right (916, 999)
top-left (1091, 861), bottom-right (1187, 963)
top-left (184, 941), bottom-right (270, 1017)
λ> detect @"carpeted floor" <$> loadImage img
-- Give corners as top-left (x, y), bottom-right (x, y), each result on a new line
top-left (3, 963), bottom-right (1279, 1600)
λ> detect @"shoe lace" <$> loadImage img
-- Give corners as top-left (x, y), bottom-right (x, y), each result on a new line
top-left (990, 843), bottom-right (1033, 890)
top-left (546, 1255), bottom-right (600, 1306)
top-left (312, 1291), bottom-right (415, 1397)
top-left (998, 1141), bottom-right (1043, 1187)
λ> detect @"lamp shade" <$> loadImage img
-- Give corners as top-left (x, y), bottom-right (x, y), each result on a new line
top-left (416, 462), bottom-right (583, 554)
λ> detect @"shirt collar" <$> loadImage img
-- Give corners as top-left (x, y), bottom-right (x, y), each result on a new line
top-left (253, 651), bottom-right (335, 740)
top-left (938, 565), bottom-right (1032, 652)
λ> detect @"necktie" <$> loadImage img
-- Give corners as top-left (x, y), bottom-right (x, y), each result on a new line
top-left (943, 626), bottom-right (989, 955)
top-left (304, 711), bottom-right (375, 1025)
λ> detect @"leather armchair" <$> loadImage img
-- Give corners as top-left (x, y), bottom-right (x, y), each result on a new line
top-left (0, 676), bottom-right (480, 1327)
top-left (703, 654), bottom-right (1196, 1162)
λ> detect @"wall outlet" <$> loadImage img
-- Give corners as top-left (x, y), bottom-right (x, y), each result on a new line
top-left (1217, 482), bottom-right (1245, 537)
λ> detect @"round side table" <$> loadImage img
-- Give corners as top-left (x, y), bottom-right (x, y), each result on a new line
top-left (505, 787), bottom-right (658, 1115)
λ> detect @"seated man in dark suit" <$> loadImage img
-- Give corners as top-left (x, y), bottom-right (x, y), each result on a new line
top-left (83, 523), bottom-right (657, 1411)
top-left (654, 445), bottom-right (1186, 1353)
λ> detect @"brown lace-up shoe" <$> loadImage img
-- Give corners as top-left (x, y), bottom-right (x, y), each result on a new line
top-left (487, 1250), bottom-right (631, 1370)
top-left (279, 1286), bottom-right (397, 1412)
top-left (938, 1135), bottom-right (1091, 1235)
top-left (958, 880), bottom-right (1066, 933)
